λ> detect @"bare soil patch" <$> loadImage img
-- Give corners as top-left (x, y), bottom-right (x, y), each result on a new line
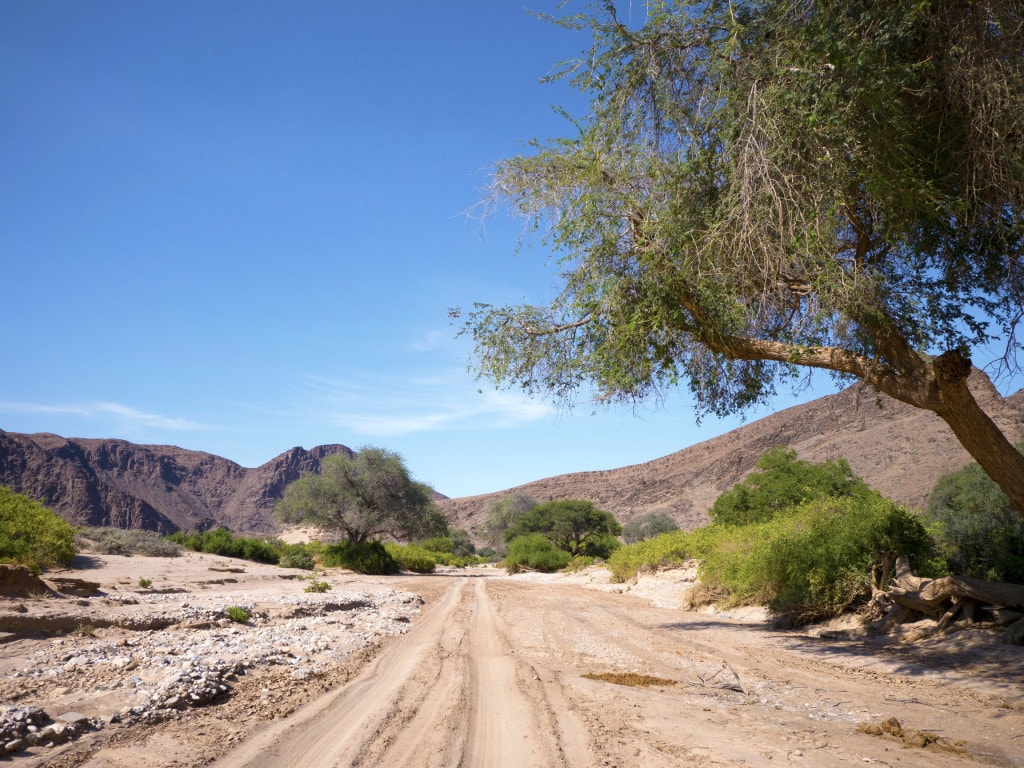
top-left (1, 555), bottom-right (1021, 767)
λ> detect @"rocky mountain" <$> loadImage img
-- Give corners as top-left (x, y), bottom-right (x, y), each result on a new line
top-left (0, 432), bottom-right (353, 534)
top-left (3, 371), bottom-right (1021, 540)
top-left (438, 370), bottom-right (1024, 538)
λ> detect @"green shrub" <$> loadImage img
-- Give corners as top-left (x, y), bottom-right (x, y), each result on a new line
top-left (418, 536), bottom-right (454, 554)
top-left (304, 570), bottom-right (331, 592)
top-left (166, 528), bottom-right (280, 565)
top-left (277, 543), bottom-right (316, 570)
top-left (503, 534), bottom-right (571, 574)
top-left (709, 447), bottom-right (873, 527)
top-left (77, 526), bottom-right (182, 557)
top-left (320, 541), bottom-right (399, 575)
top-left (607, 527), bottom-right (722, 583)
top-left (138, 577), bottom-right (152, 588)
top-left (700, 496), bottom-right (940, 623)
top-left (226, 605), bottom-right (249, 623)
top-left (0, 486), bottom-right (76, 571)
top-left (925, 454), bottom-right (1024, 583)
top-left (384, 543), bottom-right (437, 573)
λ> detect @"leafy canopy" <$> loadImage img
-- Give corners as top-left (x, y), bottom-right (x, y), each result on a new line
top-left (709, 447), bottom-right (873, 527)
top-left (456, 0), bottom-right (1024, 511)
top-left (275, 447), bottom-right (444, 544)
top-left (622, 512), bottom-right (680, 544)
top-left (506, 499), bottom-right (622, 556)
top-left (482, 493), bottom-right (538, 551)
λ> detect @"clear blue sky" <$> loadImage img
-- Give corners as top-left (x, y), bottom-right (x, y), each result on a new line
top-left (2, 2), bottom-right (1019, 499)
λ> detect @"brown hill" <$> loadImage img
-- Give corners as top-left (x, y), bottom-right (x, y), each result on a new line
top-left (0, 432), bottom-right (353, 534)
top-left (438, 370), bottom-right (1024, 538)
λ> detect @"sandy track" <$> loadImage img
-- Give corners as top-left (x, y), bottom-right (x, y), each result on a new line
top-left (7, 560), bottom-right (1022, 768)
top-left (207, 573), bottom-right (1023, 768)
top-left (212, 578), bottom-right (591, 768)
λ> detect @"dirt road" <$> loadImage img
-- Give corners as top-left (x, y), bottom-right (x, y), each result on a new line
top-left (6, 558), bottom-right (1022, 768)
top-left (209, 574), bottom-right (1023, 768)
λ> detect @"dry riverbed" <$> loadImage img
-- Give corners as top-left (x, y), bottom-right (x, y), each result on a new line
top-left (1, 552), bottom-right (1022, 767)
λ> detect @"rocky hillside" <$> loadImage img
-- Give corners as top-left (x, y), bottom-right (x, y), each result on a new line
top-left (438, 370), bottom-right (1024, 538)
top-left (0, 432), bottom-right (353, 534)
top-left (3, 371), bottom-right (1021, 539)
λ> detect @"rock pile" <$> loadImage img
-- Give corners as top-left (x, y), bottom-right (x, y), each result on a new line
top-left (2, 586), bottom-right (423, 757)
top-left (0, 706), bottom-right (97, 755)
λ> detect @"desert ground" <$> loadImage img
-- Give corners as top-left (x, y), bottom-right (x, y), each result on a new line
top-left (1, 551), bottom-right (1022, 768)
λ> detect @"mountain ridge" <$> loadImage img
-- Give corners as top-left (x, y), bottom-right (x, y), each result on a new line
top-left (2, 370), bottom-right (1021, 537)
top-left (436, 370), bottom-right (1024, 537)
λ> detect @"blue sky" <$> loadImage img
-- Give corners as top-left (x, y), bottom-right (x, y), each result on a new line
top-left (2, 2), bottom-right (1019, 499)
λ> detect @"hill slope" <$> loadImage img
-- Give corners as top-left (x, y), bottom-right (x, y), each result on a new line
top-left (0, 432), bottom-right (353, 533)
top-left (438, 371), bottom-right (1024, 537)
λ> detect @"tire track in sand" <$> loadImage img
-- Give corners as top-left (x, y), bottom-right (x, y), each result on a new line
top-left (211, 579), bottom-right (469, 768)
top-left (212, 576), bottom-right (592, 768)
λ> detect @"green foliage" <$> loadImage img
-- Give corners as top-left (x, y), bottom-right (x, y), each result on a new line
top-left (226, 606), bottom-right (249, 623)
top-left (384, 543), bottom-right (437, 573)
top-left (0, 486), bottom-right (76, 571)
top-left (608, 527), bottom-right (722, 583)
top-left (166, 528), bottom-right (280, 564)
top-left (77, 527), bottom-right (183, 557)
top-left (505, 499), bottom-right (622, 556)
top-left (709, 448), bottom-right (873, 527)
top-left (622, 512), bottom-right (680, 544)
top-left (320, 541), bottom-right (399, 575)
top-left (700, 496), bottom-right (939, 624)
top-left (482, 493), bottom-right (538, 552)
top-left (926, 450), bottom-right (1024, 583)
top-left (503, 534), bottom-right (572, 574)
top-left (277, 543), bottom-right (316, 571)
top-left (303, 570), bottom-right (331, 593)
top-left (275, 447), bottom-right (445, 544)
top-left (138, 578), bottom-right (152, 588)
top-left (456, 0), bottom-right (1024, 512)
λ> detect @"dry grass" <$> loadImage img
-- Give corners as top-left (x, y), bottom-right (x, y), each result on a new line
top-left (583, 672), bottom-right (676, 688)
top-left (856, 717), bottom-right (971, 758)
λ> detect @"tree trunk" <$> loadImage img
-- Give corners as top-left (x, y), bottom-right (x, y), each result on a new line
top-left (929, 351), bottom-right (1024, 515)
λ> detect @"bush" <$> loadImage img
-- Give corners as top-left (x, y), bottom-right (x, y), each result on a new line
top-left (166, 528), bottom-right (280, 565)
top-left (277, 543), bottom-right (316, 570)
top-left (304, 571), bottom-right (331, 592)
top-left (503, 534), bottom-right (571, 574)
top-left (607, 527), bottom-right (723, 583)
top-left (700, 496), bottom-right (940, 623)
top-left (709, 447), bottom-right (872, 527)
top-left (226, 606), bottom-right (249, 623)
top-left (320, 541), bottom-right (399, 575)
top-left (385, 543), bottom-right (437, 573)
top-left (77, 526), bottom-right (182, 557)
top-left (0, 486), bottom-right (76, 571)
top-left (925, 455), bottom-right (1024, 583)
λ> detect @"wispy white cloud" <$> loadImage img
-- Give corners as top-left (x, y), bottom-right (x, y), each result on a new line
top-left (0, 400), bottom-right (208, 431)
top-left (299, 370), bottom-right (552, 437)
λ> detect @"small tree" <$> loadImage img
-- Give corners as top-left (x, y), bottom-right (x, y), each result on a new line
top-left (709, 448), bottom-right (873, 527)
top-left (622, 512), bottom-right (680, 544)
top-left (506, 499), bottom-right (622, 557)
top-left (482, 493), bottom-right (538, 551)
top-left (275, 447), bottom-right (444, 544)
top-left (0, 486), bottom-right (76, 571)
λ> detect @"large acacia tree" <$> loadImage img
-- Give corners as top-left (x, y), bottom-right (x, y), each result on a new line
top-left (275, 447), bottom-right (443, 544)
top-left (457, 0), bottom-right (1024, 512)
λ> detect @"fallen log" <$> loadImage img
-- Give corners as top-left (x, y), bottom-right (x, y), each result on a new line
top-left (869, 556), bottom-right (1024, 644)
